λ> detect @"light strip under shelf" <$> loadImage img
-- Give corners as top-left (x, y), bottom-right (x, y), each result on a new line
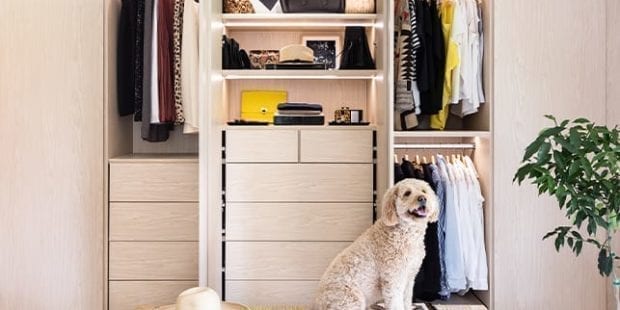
top-left (393, 143), bottom-right (476, 149)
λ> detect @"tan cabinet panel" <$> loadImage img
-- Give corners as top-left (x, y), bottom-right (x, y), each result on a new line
top-left (226, 242), bottom-right (349, 280)
top-left (109, 242), bottom-right (198, 280)
top-left (226, 130), bottom-right (299, 163)
top-left (225, 280), bottom-right (319, 306)
top-left (226, 164), bottom-right (373, 202)
top-left (300, 130), bottom-right (373, 163)
top-left (110, 203), bottom-right (198, 241)
top-left (110, 163), bottom-right (198, 202)
top-left (226, 203), bottom-right (372, 241)
top-left (109, 281), bottom-right (197, 310)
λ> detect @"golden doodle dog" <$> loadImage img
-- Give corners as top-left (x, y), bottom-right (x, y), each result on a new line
top-left (315, 179), bottom-right (439, 310)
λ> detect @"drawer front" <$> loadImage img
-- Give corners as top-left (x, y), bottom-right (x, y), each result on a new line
top-left (226, 280), bottom-right (318, 306)
top-left (109, 242), bottom-right (198, 280)
top-left (226, 164), bottom-right (373, 202)
top-left (110, 203), bottom-right (198, 241)
top-left (226, 242), bottom-right (349, 280)
top-left (226, 130), bottom-right (298, 163)
top-left (300, 130), bottom-right (373, 163)
top-left (109, 280), bottom-right (197, 310)
top-left (110, 163), bottom-right (198, 202)
top-left (226, 203), bottom-right (372, 241)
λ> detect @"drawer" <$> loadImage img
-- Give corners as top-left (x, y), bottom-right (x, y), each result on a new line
top-left (226, 130), bottom-right (298, 163)
top-left (110, 203), bottom-right (198, 241)
top-left (109, 281), bottom-right (197, 310)
top-left (109, 242), bottom-right (198, 280)
top-left (226, 203), bottom-right (372, 241)
top-left (226, 242), bottom-right (349, 280)
top-left (225, 280), bottom-right (319, 306)
top-left (300, 130), bottom-right (373, 163)
top-left (110, 162), bottom-right (198, 202)
top-left (226, 164), bottom-right (373, 202)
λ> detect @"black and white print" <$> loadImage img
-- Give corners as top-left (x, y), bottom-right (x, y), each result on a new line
top-left (303, 36), bottom-right (340, 69)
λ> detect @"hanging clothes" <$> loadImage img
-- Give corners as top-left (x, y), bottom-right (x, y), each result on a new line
top-left (413, 163), bottom-right (442, 301)
top-left (117, 0), bottom-right (138, 117)
top-left (142, 0), bottom-right (171, 142)
top-left (181, 0), bottom-right (199, 134)
top-left (417, 0), bottom-right (445, 115)
top-left (172, 0), bottom-right (185, 125)
top-left (157, 0), bottom-right (177, 123)
top-left (430, 0), bottom-right (460, 130)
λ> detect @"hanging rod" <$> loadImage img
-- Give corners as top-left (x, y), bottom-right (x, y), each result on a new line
top-left (393, 143), bottom-right (476, 149)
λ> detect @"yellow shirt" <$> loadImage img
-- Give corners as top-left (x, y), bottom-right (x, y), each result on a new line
top-left (430, 0), bottom-right (460, 130)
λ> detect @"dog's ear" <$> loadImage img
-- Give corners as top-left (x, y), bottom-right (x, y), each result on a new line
top-left (381, 185), bottom-right (399, 226)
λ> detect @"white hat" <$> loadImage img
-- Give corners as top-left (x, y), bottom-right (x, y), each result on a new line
top-left (176, 287), bottom-right (221, 310)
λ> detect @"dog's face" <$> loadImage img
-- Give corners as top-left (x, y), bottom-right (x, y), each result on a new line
top-left (381, 179), bottom-right (439, 227)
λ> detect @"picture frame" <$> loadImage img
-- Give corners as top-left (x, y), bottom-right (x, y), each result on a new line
top-left (302, 36), bottom-right (341, 69)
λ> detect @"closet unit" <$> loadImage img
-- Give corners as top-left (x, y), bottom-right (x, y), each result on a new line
top-left (201, 1), bottom-right (391, 307)
top-left (201, 0), bottom-right (494, 309)
top-left (104, 1), bottom-right (200, 309)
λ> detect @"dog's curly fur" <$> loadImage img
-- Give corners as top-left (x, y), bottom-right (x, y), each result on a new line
top-left (315, 179), bottom-right (439, 310)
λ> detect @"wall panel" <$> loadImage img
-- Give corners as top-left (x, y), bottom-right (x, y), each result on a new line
top-left (494, 0), bottom-right (607, 309)
top-left (0, 0), bottom-right (104, 309)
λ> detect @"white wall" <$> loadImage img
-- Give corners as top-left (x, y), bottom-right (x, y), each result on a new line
top-left (0, 1), bottom-right (104, 309)
top-left (494, 0), bottom-right (608, 308)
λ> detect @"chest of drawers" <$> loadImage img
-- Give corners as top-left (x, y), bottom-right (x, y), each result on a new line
top-left (222, 128), bottom-right (376, 305)
top-left (108, 155), bottom-right (199, 310)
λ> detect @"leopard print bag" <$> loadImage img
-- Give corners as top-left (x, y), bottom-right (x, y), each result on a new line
top-left (224, 0), bottom-right (255, 13)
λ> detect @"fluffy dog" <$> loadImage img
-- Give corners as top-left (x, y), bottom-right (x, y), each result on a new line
top-left (315, 179), bottom-right (439, 310)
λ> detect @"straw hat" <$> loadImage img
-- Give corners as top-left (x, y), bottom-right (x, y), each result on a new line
top-left (136, 287), bottom-right (249, 310)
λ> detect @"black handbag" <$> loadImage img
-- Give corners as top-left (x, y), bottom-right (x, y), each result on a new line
top-left (280, 0), bottom-right (345, 13)
top-left (339, 27), bottom-right (376, 70)
top-left (222, 36), bottom-right (251, 69)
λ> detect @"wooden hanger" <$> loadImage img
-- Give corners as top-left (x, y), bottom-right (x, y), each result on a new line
top-left (404, 154), bottom-right (410, 161)
top-left (415, 154), bottom-right (421, 164)
top-left (422, 156), bottom-right (428, 164)
top-left (394, 154), bottom-right (399, 164)
top-left (431, 155), bottom-right (436, 165)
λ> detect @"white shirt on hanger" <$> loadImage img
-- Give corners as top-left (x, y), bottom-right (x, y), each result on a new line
top-left (464, 156), bottom-right (489, 290)
top-left (182, 0), bottom-right (199, 134)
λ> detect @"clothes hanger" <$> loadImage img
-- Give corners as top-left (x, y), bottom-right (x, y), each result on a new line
top-left (422, 156), bottom-right (428, 164)
top-left (404, 154), bottom-right (410, 161)
top-left (431, 155), bottom-right (436, 165)
top-left (394, 154), bottom-right (399, 164)
top-left (415, 154), bottom-right (421, 164)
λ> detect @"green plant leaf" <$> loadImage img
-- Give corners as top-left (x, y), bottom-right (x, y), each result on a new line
top-left (555, 235), bottom-right (564, 251)
top-left (574, 118), bottom-right (590, 124)
top-left (543, 230), bottom-right (558, 240)
top-left (537, 142), bottom-right (552, 164)
top-left (575, 240), bottom-right (583, 256)
top-left (523, 137), bottom-right (545, 162)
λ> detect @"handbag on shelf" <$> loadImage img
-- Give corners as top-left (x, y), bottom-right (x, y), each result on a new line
top-left (339, 27), bottom-right (376, 70)
top-left (345, 0), bottom-right (375, 13)
top-left (224, 0), bottom-right (256, 13)
top-left (280, 0), bottom-right (345, 13)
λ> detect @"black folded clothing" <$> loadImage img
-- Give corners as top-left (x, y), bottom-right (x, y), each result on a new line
top-left (274, 115), bottom-right (325, 125)
top-left (277, 103), bottom-right (323, 112)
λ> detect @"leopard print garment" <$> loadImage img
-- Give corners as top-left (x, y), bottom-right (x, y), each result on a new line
top-left (224, 0), bottom-right (255, 13)
top-left (173, 0), bottom-right (185, 124)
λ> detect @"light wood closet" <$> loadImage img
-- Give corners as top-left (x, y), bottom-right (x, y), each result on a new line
top-left (201, 0), bottom-right (492, 308)
top-left (104, 1), bottom-right (199, 309)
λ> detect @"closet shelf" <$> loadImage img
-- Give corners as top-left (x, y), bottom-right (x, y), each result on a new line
top-left (109, 153), bottom-right (199, 163)
top-left (222, 69), bottom-right (379, 80)
top-left (221, 13), bottom-right (379, 29)
top-left (393, 131), bottom-right (491, 138)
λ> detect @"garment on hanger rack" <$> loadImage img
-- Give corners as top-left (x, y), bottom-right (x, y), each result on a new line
top-left (172, 0), bottom-right (185, 125)
top-left (157, 0), bottom-right (177, 123)
top-left (181, 0), bottom-right (199, 134)
top-left (394, 151), bottom-right (488, 301)
top-left (393, 0), bottom-right (486, 131)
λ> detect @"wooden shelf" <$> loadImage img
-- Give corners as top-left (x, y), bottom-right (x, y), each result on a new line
top-left (222, 13), bottom-right (379, 29)
top-left (225, 125), bottom-right (377, 130)
top-left (110, 153), bottom-right (198, 163)
top-left (222, 69), bottom-right (379, 80)
top-left (393, 131), bottom-right (491, 138)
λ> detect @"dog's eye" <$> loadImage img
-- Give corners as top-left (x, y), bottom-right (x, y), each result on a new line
top-left (403, 190), bottom-right (412, 197)
top-left (421, 189), bottom-right (427, 194)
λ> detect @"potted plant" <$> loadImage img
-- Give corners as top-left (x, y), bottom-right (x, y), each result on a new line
top-left (514, 116), bottom-right (619, 305)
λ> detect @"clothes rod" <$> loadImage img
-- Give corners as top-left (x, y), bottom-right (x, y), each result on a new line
top-left (393, 143), bottom-right (476, 149)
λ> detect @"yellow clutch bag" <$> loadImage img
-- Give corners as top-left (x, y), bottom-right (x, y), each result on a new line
top-left (241, 90), bottom-right (288, 123)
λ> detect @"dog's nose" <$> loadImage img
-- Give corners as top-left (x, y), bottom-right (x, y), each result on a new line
top-left (417, 196), bottom-right (427, 203)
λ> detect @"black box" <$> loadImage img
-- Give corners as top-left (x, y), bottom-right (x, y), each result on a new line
top-left (274, 115), bottom-right (325, 125)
